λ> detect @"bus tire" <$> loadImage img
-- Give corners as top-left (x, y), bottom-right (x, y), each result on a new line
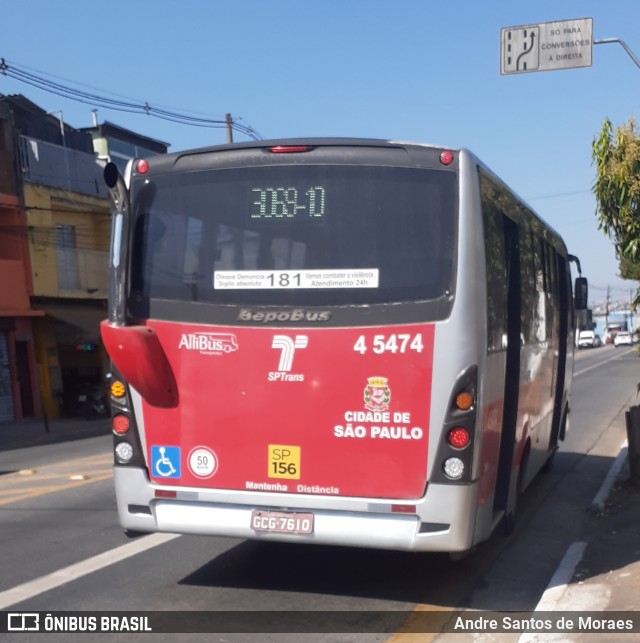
top-left (504, 447), bottom-right (528, 536)
top-left (542, 448), bottom-right (557, 473)
top-left (124, 529), bottom-right (149, 539)
top-left (544, 409), bottom-right (567, 472)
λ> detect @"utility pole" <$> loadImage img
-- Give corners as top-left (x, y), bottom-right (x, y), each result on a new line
top-left (225, 113), bottom-right (233, 144)
top-left (605, 285), bottom-right (610, 331)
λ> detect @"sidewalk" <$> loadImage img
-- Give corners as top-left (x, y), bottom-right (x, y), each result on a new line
top-left (567, 451), bottom-right (640, 611)
top-left (509, 449), bottom-right (640, 642)
top-left (0, 415), bottom-right (111, 451)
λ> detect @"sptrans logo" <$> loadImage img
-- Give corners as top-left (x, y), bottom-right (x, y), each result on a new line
top-left (178, 332), bottom-right (238, 355)
top-left (269, 335), bottom-right (308, 382)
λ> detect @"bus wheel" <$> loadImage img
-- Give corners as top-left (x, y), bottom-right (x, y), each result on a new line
top-left (544, 410), bottom-right (567, 472)
top-left (449, 547), bottom-right (475, 562)
top-left (504, 449), bottom-right (528, 536)
top-left (503, 505), bottom-right (517, 536)
top-left (124, 529), bottom-right (149, 539)
top-left (542, 447), bottom-right (557, 473)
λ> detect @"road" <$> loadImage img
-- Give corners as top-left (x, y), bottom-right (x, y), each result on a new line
top-left (0, 344), bottom-right (636, 642)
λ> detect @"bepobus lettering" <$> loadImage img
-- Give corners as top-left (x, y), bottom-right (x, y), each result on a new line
top-left (237, 308), bottom-right (332, 323)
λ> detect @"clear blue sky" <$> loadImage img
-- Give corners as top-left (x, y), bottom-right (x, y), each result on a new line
top-left (2, 0), bottom-right (640, 305)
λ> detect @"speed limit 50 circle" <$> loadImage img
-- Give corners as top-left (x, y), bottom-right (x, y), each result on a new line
top-left (188, 447), bottom-right (218, 478)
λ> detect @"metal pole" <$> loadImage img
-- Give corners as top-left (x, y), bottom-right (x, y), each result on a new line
top-left (225, 113), bottom-right (233, 144)
top-left (594, 38), bottom-right (640, 71)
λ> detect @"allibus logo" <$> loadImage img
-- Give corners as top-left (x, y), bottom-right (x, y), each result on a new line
top-left (178, 333), bottom-right (239, 355)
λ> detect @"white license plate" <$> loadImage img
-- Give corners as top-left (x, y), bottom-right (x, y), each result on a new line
top-left (251, 510), bottom-right (314, 535)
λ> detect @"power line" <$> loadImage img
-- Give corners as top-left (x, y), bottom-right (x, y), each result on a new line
top-left (0, 57), bottom-right (263, 140)
top-left (525, 189), bottom-right (592, 202)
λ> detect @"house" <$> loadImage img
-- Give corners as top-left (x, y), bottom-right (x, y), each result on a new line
top-left (0, 95), bottom-right (168, 420)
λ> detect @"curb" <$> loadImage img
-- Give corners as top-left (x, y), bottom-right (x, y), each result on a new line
top-left (528, 439), bottom-right (629, 616)
top-left (590, 441), bottom-right (628, 513)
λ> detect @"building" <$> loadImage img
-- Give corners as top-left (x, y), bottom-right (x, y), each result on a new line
top-left (0, 99), bottom-right (42, 421)
top-left (0, 95), bottom-right (168, 421)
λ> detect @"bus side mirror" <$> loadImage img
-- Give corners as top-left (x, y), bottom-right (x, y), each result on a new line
top-left (574, 277), bottom-right (588, 310)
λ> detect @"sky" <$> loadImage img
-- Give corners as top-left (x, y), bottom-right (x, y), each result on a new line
top-left (2, 0), bottom-right (640, 307)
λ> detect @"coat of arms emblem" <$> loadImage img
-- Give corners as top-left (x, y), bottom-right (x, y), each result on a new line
top-left (364, 376), bottom-right (391, 412)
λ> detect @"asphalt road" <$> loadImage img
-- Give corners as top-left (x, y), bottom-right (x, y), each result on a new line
top-left (0, 344), bottom-right (636, 642)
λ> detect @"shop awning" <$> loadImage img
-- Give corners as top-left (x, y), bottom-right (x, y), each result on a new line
top-left (37, 303), bottom-right (107, 341)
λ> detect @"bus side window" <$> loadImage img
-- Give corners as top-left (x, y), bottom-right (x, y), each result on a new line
top-left (479, 173), bottom-right (508, 352)
top-left (519, 226), bottom-right (536, 345)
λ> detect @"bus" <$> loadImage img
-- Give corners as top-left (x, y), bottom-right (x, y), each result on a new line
top-left (100, 138), bottom-right (587, 553)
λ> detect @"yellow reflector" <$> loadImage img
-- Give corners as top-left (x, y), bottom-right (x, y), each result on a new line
top-left (455, 392), bottom-right (473, 411)
top-left (111, 380), bottom-right (126, 398)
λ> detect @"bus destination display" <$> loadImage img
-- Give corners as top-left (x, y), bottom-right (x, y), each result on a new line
top-left (251, 186), bottom-right (326, 219)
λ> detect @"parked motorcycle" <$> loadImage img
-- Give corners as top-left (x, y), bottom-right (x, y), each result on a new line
top-left (78, 384), bottom-right (108, 420)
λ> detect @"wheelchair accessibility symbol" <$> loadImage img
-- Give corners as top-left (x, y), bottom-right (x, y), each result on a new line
top-left (151, 446), bottom-right (181, 479)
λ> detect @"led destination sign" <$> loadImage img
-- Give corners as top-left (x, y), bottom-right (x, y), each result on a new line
top-left (251, 186), bottom-right (326, 219)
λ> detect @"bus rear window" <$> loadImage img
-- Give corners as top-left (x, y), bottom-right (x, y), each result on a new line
top-left (130, 164), bottom-right (457, 306)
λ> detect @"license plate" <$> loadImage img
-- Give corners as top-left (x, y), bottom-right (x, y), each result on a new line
top-left (251, 510), bottom-right (314, 535)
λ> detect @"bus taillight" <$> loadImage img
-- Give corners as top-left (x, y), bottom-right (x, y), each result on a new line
top-left (115, 442), bottom-right (134, 464)
top-left (155, 489), bottom-right (177, 499)
top-left (447, 427), bottom-right (470, 449)
top-left (110, 379), bottom-right (126, 400)
top-left (454, 391), bottom-right (474, 411)
top-left (439, 150), bottom-right (454, 165)
top-left (269, 145), bottom-right (313, 153)
top-left (443, 457), bottom-right (465, 480)
top-left (113, 414), bottom-right (131, 435)
top-left (430, 366), bottom-right (477, 485)
top-left (136, 159), bottom-right (149, 174)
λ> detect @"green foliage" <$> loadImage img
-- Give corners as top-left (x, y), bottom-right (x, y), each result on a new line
top-left (619, 253), bottom-right (640, 281)
top-left (592, 118), bottom-right (640, 306)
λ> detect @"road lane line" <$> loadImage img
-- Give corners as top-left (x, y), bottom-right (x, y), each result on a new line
top-left (0, 532), bottom-right (180, 609)
top-left (573, 347), bottom-right (633, 378)
top-left (0, 471), bottom-right (114, 506)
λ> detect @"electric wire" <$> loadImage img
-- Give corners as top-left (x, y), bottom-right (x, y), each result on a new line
top-left (0, 57), bottom-right (262, 140)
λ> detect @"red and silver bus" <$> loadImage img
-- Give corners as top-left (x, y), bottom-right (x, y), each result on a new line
top-left (101, 139), bottom-right (587, 553)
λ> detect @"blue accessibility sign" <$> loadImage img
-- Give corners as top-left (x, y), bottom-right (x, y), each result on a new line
top-left (151, 445), bottom-right (181, 478)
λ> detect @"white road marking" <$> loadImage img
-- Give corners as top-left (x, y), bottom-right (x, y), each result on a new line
top-left (591, 442), bottom-right (628, 512)
top-left (573, 347), bottom-right (632, 378)
top-left (0, 532), bottom-right (180, 609)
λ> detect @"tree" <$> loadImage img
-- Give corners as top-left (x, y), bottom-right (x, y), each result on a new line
top-left (592, 118), bottom-right (640, 303)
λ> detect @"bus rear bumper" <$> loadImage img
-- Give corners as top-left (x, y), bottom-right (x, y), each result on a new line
top-left (114, 468), bottom-right (479, 552)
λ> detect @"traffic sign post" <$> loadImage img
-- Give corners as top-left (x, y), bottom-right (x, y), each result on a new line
top-left (500, 18), bottom-right (593, 75)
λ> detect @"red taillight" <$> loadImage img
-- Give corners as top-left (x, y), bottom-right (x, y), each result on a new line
top-left (112, 414), bottom-right (130, 435)
top-left (136, 159), bottom-right (149, 174)
top-left (391, 504), bottom-right (416, 514)
top-left (155, 489), bottom-right (177, 498)
top-left (447, 427), bottom-right (470, 449)
top-left (439, 150), bottom-right (454, 165)
top-left (269, 145), bottom-right (313, 153)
